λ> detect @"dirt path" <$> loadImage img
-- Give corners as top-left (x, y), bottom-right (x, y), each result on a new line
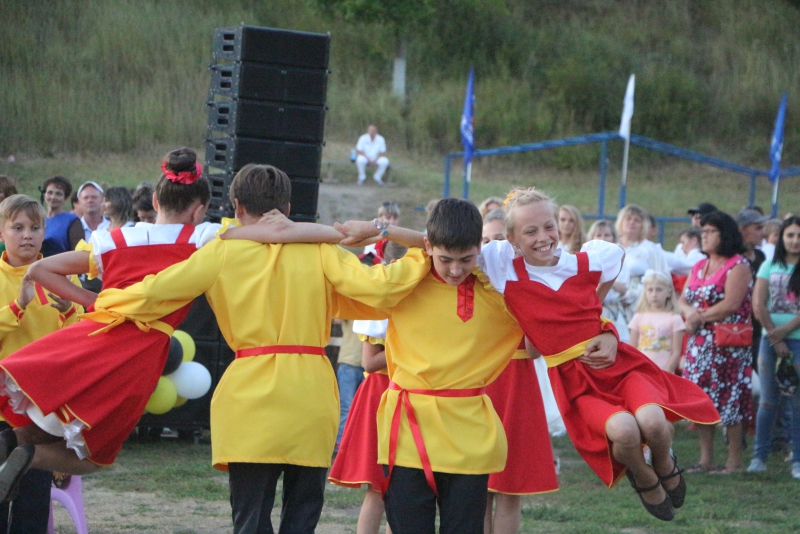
top-left (51, 483), bottom-right (362, 533)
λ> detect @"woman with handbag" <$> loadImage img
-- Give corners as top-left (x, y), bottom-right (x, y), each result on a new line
top-left (748, 216), bottom-right (800, 479)
top-left (679, 210), bottom-right (755, 474)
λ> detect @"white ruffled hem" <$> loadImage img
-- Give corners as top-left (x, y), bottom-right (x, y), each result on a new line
top-left (1, 372), bottom-right (90, 460)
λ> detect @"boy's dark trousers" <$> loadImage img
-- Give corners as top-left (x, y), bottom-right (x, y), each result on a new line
top-left (228, 462), bottom-right (327, 534)
top-left (383, 465), bottom-right (489, 534)
top-left (0, 422), bottom-right (51, 534)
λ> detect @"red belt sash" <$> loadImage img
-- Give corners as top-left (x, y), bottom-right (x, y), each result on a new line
top-left (235, 345), bottom-right (327, 359)
top-left (386, 381), bottom-right (486, 496)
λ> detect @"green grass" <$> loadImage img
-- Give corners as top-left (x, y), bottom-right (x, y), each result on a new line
top-left (99, 423), bottom-right (800, 532)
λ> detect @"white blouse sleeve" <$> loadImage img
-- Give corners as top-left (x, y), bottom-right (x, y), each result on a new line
top-left (581, 239), bottom-right (624, 283)
top-left (477, 239), bottom-right (516, 293)
top-left (194, 222), bottom-right (223, 249)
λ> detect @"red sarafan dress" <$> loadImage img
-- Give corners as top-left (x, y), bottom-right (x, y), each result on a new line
top-left (328, 368), bottom-right (389, 491)
top-left (0, 224), bottom-right (209, 466)
top-left (503, 252), bottom-right (721, 487)
top-left (485, 337), bottom-right (558, 495)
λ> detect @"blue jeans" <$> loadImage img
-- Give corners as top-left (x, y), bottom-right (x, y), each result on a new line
top-left (336, 363), bottom-right (365, 448)
top-left (753, 337), bottom-right (800, 462)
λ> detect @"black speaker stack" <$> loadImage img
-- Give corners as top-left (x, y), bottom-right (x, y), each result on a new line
top-left (204, 25), bottom-right (330, 223)
top-left (137, 26), bottom-right (331, 437)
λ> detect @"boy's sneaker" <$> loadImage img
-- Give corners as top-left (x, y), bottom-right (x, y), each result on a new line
top-left (746, 459), bottom-right (767, 473)
top-left (791, 462), bottom-right (800, 480)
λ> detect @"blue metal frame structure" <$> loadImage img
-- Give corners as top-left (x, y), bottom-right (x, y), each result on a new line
top-left (443, 132), bottom-right (800, 243)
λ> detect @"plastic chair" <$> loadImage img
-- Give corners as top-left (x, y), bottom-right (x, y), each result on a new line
top-left (47, 475), bottom-right (88, 534)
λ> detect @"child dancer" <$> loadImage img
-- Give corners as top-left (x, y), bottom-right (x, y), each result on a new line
top-left (481, 211), bottom-right (558, 534)
top-left (213, 199), bottom-right (619, 534)
top-left (85, 165), bottom-right (431, 534)
top-left (0, 148), bottom-right (215, 499)
top-left (328, 242), bottom-right (407, 534)
top-left (332, 190), bottom-right (719, 521)
top-left (0, 195), bottom-right (81, 533)
top-left (477, 188), bottom-right (720, 521)
top-left (628, 270), bottom-right (686, 373)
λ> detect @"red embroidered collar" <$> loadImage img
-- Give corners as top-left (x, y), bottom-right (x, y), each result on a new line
top-left (430, 268), bottom-right (476, 322)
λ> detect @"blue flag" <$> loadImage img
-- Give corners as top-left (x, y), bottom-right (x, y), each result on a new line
top-left (460, 68), bottom-right (475, 169)
top-left (770, 93), bottom-right (788, 183)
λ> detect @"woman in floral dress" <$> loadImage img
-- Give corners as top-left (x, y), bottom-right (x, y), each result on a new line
top-left (679, 210), bottom-right (755, 474)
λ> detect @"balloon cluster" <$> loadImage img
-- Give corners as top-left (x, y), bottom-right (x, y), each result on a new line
top-left (145, 330), bottom-right (212, 415)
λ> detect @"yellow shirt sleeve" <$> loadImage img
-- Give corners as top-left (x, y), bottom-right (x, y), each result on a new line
top-left (93, 240), bottom-right (224, 322)
top-left (320, 246), bottom-right (429, 319)
top-left (74, 240), bottom-right (98, 279)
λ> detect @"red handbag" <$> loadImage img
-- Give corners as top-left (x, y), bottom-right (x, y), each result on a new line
top-left (713, 323), bottom-right (753, 347)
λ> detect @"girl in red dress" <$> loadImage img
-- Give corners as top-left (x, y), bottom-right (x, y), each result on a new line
top-left (0, 148), bottom-right (214, 499)
top-left (328, 320), bottom-right (391, 534)
top-left (481, 212), bottom-right (558, 534)
top-left (478, 188), bottom-right (721, 522)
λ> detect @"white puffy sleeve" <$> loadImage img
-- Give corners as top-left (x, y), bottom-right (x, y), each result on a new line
top-left (194, 222), bottom-right (223, 248)
top-left (581, 239), bottom-right (624, 283)
top-left (477, 239), bottom-right (516, 293)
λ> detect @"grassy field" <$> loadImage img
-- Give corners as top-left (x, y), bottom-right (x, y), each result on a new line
top-left (72, 422), bottom-right (800, 533)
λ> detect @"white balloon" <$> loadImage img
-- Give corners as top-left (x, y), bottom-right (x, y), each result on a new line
top-left (167, 361), bottom-right (212, 400)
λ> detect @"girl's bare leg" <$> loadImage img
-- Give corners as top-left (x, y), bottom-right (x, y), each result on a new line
top-left (492, 493), bottom-right (521, 534)
top-left (634, 405), bottom-right (678, 490)
top-left (484, 492), bottom-right (494, 534)
top-left (725, 423), bottom-right (744, 472)
top-left (696, 424), bottom-right (716, 469)
top-left (30, 441), bottom-right (102, 475)
top-left (358, 488), bottom-right (391, 534)
top-left (14, 424), bottom-right (61, 445)
top-left (606, 412), bottom-right (665, 504)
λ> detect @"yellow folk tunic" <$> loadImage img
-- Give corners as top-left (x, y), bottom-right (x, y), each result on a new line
top-left (0, 253), bottom-right (82, 359)
top-left (378, 270), bottom-right (523, 475)
top-left (93, 241), bottom-right (430, 470)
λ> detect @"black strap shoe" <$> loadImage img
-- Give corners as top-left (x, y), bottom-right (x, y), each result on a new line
top-left (659, 455), bottom-right (686, 509)
top-left (0, 444), bottom-right (35, 503)
top-left (626, 468), bottom-right (675, 521)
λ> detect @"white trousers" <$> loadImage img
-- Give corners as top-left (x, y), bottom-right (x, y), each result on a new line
top-left (356, 155), bottom-right (389, 183)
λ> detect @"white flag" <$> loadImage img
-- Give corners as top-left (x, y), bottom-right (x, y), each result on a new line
top-left (619, 74), bottom-right (635, 141)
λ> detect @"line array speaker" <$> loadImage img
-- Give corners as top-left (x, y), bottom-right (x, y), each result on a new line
top-left (212, 26), bottom-right (330, 69)
top-left (203, 24), bottom-right (329, 223)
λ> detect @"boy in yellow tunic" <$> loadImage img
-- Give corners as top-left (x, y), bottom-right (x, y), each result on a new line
top-left (89, 165), bottom-right (430, 534)
top-left (220, 198), bottom-right (619, 534)
top-left (0, 195), bottom-right (80, 534)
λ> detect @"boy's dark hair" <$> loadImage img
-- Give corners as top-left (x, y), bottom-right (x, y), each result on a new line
top-left (699, 211), bottom-right (745, 258)
top-left (426, 198), bottom-right (482, 251)
top-left (155, 148), bottom-right (210, 214)
top-left (229, 164), bottom-right (291, 216)
top-left (43, 176), bottom-right (73, 199)
top-left (773, 216), bottom-right (800, 297)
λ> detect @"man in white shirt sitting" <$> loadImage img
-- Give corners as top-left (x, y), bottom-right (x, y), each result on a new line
top-left (355, 125), bottom-right (389, 185)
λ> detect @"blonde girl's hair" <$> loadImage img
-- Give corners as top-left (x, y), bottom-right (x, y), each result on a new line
top-left (502, 188), bottom-right (558, 235)
top-left (478, 196), bottom-right (504, 218)
top-left (635, 270), bottom-right (680, 313)
top-left (615, 204), bottom-right (650, 243)
top-left (587, 219), bottom-right (617, 242)
top-left (559, 204), bottom-right (586, 252)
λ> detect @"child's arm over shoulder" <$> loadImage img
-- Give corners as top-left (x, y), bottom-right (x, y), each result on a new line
top-left (220, 210), bottom-right (344, 244)
top-left (27, 251), bottom-right (97, 308)
top-left (361, 340), bottom-right (387, 373)
top-left (94, 241), bottom-right (223, 322)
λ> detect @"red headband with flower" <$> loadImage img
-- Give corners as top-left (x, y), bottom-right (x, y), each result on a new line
top-left (161, 161), bottom-right (203, 185)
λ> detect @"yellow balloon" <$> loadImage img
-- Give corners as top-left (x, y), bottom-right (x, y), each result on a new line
top-left (174, 396), bottom-right (188, 408)
top-left (173, 330), bottom-right (196, 362)
top-left (146, 376), bottom-right (177, 415)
